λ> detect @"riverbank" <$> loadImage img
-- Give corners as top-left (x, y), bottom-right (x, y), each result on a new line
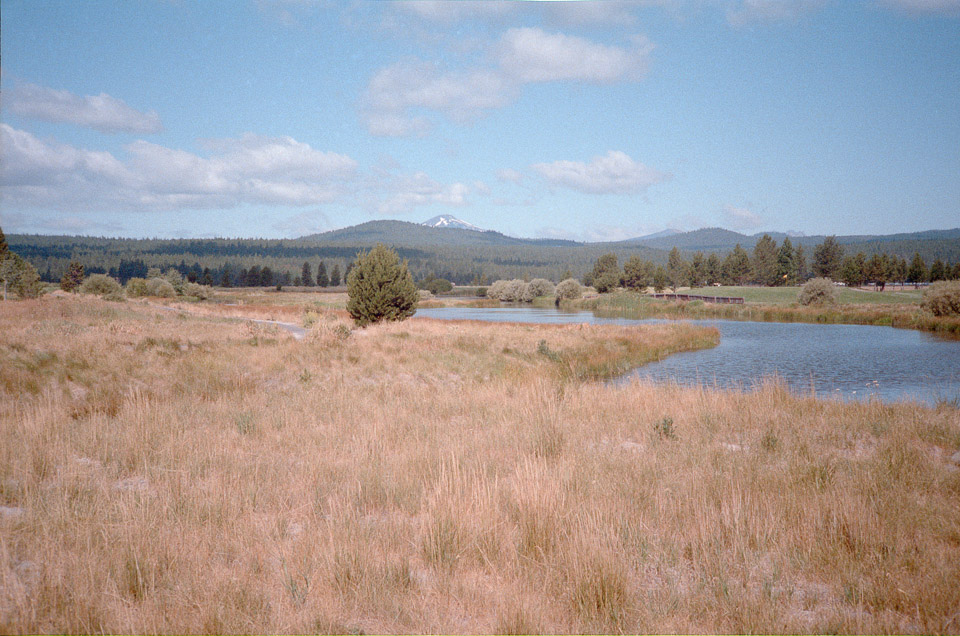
top-left (2, 295), bottom-right (958, 633)
top-left (556, 289), bottom-right (960, 338)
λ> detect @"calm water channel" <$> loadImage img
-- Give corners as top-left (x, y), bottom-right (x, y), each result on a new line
top-left (415, 306), bottom-right (960, 406)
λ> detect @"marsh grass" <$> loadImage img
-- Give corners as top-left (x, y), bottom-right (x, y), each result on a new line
top-left (581, 290), bottom-right (960, 338)
top-left (1, 295), bottom-right (959, 633)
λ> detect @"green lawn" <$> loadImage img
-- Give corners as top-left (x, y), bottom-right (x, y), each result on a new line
top-left (687, 285), bottom-right (924, 305)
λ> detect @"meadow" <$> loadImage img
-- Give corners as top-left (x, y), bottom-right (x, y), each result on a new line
top-left (2, 293), bottom-right (959, 633)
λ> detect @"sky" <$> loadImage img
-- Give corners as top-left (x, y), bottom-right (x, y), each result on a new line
top-left (1, 0), bottom-right (959, 242)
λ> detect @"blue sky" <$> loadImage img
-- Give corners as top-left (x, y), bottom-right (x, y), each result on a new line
top-left (1, 0), bottom-right (958, 241)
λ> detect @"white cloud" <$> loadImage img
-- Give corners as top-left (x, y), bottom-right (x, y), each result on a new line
top-left (531, 151), bottom-right (669, 194)
top-left (0, 124), bottom-right (356, 211)
top-left (722, 204), bottom-right (764, 229)
top-left (497, 28), bottom-right (652, 83)
top-left (373, 171), bottom-right (470, 215)
top-left (360, 27), bottom-right (651, 136)
top-left (7, 82), bottom-right (163, 134)
top-left (361, 61), bottom-right (514, 136)
top-left (496, 168), bottom-right (525, 184)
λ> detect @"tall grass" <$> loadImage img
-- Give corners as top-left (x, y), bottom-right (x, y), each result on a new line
top-left (578, 291), bottom-right (960, 338)
top-left (2, 296), bottom-right (958, 633)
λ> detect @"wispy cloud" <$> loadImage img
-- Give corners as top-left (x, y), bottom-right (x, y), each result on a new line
top-left (497, 28), bottom-right (652, 83)
top-left (360, 27), bottom-right (652, 136)
top-left (7, 82), bottom-right (163, 134)
top-left (722, 204), bottom-right (764, 229)
top-left (531, 150), bottom-right (669, 195)
top-left (367, 171), bottom-right (471, 215)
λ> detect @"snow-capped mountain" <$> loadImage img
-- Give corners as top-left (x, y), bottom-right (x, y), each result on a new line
top-left (422, 215), bottom-right (486, 232)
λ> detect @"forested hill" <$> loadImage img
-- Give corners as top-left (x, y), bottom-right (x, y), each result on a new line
top-left (301, 220), bottom-right (580, 248)
top-left (6, 223), bottom-right (958, 287)
top-left (620, 226), bottom-right (960, 261)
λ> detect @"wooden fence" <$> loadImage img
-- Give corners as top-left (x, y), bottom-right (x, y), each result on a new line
top-left (650, 293), bottom-right (745, 304)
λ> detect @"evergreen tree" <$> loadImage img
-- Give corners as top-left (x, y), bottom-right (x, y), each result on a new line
top-left (587, 253), bottom-right (619, 288)
top-left (929, 259), bottom-right (946, 282)
top-left (776, 237), bottom-right (795, 285)
top-left (622, 256), bottom-right (652, 291)
top-left (0, 227), bottom-right (9, 261)
top-left (652, 265), bottom-right (668, 293)
top-left (346, 244), bottom-right (418, 327)
top-left (812, 236), bottom-right (844, 280)
top-left (705, 253), bottom-right (721, 285)
top-left (246, 265), bottom-right (262, 287)
top-left (690, 252), bottom-right (705, 287)
top-left (841, 253), bottom-right (866, 288)
top-left (866, 253), bottom-right (889, 290)
top-left (666, 247), bottom-right (687, 291)
top-left (907, 253), bottom-right (927, 287)
top-left (260, 266), bottom-right (274, 287)
top-left (723, 244), bottom-right (752, 285)
top-left (200, 268), bottom-right (214, 286)
top-left (60, 261), bottom-right (85, 292)
top-left (316, 261), bottom-right (329, 287)
top-left (329, 264), bottom-right (341, 287)
top-left (794, 243), bottom-right (807, 282)
top-left (751, 234), bottom-right (779, 286)
top-left (301, 261), bottom-right (313, 287)
top-left (220, 265), bottom-right (233, 288)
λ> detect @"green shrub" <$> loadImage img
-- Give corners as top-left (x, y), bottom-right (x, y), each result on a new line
top-left (125, 278), bottom-right (149, 297)
top-left (346, 243), bottom-right (418, 327)
top-left (80, 274), bottom-right (122, 297)
top-left (183, 282), bottom-right (213, 300)
top-left (146, 278), bottom-right (177, 298)
top-left (555, 278), bottom-right (582, 300)
top-left (922, 280), bottom-right (960, 316)
top-left (798, 277), bottom-right (837, 306)
top-left (593, 271), bottom-right (620, 294)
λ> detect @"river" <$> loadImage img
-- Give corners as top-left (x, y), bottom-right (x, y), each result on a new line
top-left (414, 306), bottom-right (960, 406)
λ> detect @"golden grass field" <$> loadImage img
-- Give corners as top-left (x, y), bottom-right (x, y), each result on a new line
top-left (2, 294), bottom-right (959, 633)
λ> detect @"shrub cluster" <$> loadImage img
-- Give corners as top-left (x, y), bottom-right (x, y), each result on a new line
top-left (487, 278), bottom-right (556, 303)
top-left (922, 281), bottom-right (960, 317)
top-left (798, 277), bottom-right (837, 306)
top-left (80, 274), bottom-right (122, 297)
top-left (555, 278), bottom-right (583, 301)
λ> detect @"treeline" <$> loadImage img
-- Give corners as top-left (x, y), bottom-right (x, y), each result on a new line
top-left (7, 230), bottom-right (960, 290)
top-left (584, 236), bottom-right (960, 292)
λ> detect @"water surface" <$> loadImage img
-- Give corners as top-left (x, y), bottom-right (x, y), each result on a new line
top-left (415, 306), bottom-right (960, 406)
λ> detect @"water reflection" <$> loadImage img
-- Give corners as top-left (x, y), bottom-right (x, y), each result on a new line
top-left (415, 306), bottom-right (960, 406)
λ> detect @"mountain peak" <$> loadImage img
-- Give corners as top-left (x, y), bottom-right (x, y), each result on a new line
top-left (422, 215), bottom-right (486, 232)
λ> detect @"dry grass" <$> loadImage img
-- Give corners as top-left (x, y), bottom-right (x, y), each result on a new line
top-left (2, 295), bottom-right (959, 633)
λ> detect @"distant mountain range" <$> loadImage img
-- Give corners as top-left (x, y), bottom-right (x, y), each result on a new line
top-left (616, 226), bottom-right (960, 254)
top-left (302, 218), bottom-right (960, 258)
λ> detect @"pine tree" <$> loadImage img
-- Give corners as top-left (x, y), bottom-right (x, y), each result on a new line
top-left (301, 261), bottom-right (313, 287)
top-left (329, 264), bottom-right (341, 287)
top-left (316, 261), bottom-right (329, 287)
top-left (0, 227), bottom-right (8, 261)
top-left (794, 243), bottom-right (807, 282)
top-left (61, 261), bottom-right (85, 292)
top-left (751, 234), bottom-right (779, 286)
top-left (812, 236), bottom-right (844, 280)
top-left (346, 244), bottom-right (418, 327)
top-left (907, 253), bottom-right (927, 287)
top-left (776, 237), bottom-right (795, 285)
